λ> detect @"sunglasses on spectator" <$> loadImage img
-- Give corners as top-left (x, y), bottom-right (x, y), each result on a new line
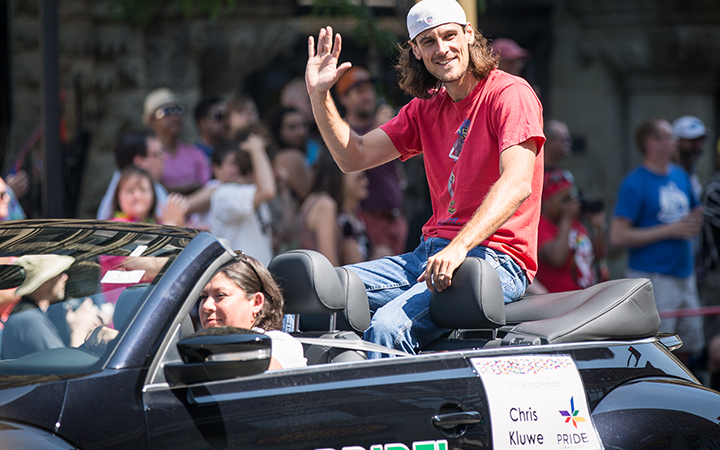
top-left (147, 150), bottom-right (165, 159)
top-left (207, 111), bottom-right (225, 122)
top-left (154, 104), bottom-right (184, 120)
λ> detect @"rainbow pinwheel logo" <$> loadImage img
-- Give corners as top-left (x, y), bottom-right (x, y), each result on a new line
top-left (559, 397), bottom-right (587, 428)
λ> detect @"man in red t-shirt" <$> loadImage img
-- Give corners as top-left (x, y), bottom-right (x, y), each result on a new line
top-left (305, 0), bottom-right (544, 356)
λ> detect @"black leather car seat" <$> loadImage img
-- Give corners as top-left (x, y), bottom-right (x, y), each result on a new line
top-left (425, 257), bottom-right (661, 350)
top-left (268, 250), bottom-right (371, 365)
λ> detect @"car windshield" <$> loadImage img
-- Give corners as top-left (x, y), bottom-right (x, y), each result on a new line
top-left (0, 221), bottom-right (197, 376)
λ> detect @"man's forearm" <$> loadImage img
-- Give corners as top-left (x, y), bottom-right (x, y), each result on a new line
top-left (448, 144), bottom-right (535, 254)
top-left (449, 173), bottom-right (531, 254)
top-left (609, 219), bottom-right (676, 248)
top-left (309, 91), bottom-right (362, 172)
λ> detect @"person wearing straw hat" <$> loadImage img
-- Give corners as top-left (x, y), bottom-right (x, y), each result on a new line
top-left (305, 0), bottom-right (544, 356)
top-left (143, 88), bottom-right (211, 195)
top-left (1, 255), bottom-right (74, 359)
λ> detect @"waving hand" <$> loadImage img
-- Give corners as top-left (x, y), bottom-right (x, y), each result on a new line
top-left (306, 26), bottom-right (352, 97)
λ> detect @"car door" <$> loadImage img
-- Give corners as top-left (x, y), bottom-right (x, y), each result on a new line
top-left (143, 351), bottom-right (491, 450)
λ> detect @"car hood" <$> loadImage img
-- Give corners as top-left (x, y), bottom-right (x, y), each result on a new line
top-left (0, 418), bottom-right (78, 449)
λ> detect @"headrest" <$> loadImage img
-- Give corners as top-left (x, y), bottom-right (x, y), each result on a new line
top-left (268, 250), bottom-right (345, 315)
top-left (114, 284), bottom-right (149, 331)
top-left (335, 267), bottom-right (371, 333)
top-left (430, 257), bottom-right (506, 329)
top-left (503, 278), bottom-right (660, 344)
top-left (297, 267), bottom-right (371, 333)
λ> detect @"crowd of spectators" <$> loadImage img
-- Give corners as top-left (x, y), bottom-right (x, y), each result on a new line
top-left (0, 27), bottom-right (718, 383)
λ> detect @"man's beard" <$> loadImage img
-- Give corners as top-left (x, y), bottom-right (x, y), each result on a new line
top-left (426, 54), bottom-right (469, 85)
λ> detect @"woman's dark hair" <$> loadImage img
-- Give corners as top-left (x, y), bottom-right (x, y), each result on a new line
top-left (111, 166), bottom-right (157, 221)
top-left (310, 149), bottom-right (344, 208)
top-left (221, 253), bottom-right (284, 331)
top-left (396, 27), bottom-right (498, 99)
top-left (211, 141), bottom-right (236, 169)
top-left (268, 107), bottom-right (307, 152)
top-left (115, 129), bottom-right (154, 170)
top-left (194, 95), bottom-right (225, 124)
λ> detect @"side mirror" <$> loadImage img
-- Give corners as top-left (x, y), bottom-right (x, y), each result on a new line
top-left (164, 327), bottom-right (271, 384)
top-left (0, 265), bottom-right (25, 290)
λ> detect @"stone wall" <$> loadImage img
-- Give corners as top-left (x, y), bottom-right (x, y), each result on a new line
top-left (8, 0), bottom-right (318, 218)
top-left (549, 0), bottom-right (720, 276)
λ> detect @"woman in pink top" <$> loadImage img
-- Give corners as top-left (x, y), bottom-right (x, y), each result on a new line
top-left (143, 88), bottom-right (211, 195)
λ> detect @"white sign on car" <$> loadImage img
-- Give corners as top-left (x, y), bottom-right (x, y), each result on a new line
top-left (472, 355), bottom-right (603, 449)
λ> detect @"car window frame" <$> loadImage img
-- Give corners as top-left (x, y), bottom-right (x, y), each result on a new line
top-left (143, 245), bottom-right (237, 388)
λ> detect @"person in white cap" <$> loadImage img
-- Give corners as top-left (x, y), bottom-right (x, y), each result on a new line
top-left (305, 0), bottom-right (544, 357)
top-left (673, 115), bottom-right (708, 199)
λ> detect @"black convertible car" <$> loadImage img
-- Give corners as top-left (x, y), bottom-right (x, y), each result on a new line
top-left (0, 220), bottom-right (719, 450)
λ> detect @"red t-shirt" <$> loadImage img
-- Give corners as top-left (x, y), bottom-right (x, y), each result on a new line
top-left (380, 70), bottom-right (545, 280)
top-left (536, 215), bottom-right (597, 292)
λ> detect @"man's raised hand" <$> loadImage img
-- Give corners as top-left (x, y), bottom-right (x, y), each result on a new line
top-left (306, 26), bottom-right (352, 97)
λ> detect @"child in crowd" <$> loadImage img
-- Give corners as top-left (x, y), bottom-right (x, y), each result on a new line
top-left (208, 126), bottom-right (276, 265)
top-left (111, 166), bottom-right (187, 226)
top-left (185, 142), bottom-right (243, 230)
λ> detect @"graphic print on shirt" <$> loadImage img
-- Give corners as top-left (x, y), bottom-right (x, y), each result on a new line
top-left (657, 181), bottom-right (690, 223)
top-left (569, 227), bottom-right (596, 288)
top-left (448, 119), bottom-right (471, 161)
top-left (447, 172), bottom-right (455, 198)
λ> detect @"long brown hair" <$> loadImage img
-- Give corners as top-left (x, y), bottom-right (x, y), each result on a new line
top-left (111, 166), bottom-right (157, 222)
top-left (396, 27), bottom-right (499, 99)
top-left (221, 253), bottom-right (284, 331)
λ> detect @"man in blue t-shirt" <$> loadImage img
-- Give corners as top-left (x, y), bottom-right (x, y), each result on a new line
top-left (610, 117), bottom-right (704, 362)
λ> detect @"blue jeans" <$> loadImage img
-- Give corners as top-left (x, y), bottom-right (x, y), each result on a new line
top-left (348, 237), bottom-right (528, 358)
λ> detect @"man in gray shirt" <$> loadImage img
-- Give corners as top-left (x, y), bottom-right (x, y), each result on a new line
top-left (1, 255), bottom-right (74, 359)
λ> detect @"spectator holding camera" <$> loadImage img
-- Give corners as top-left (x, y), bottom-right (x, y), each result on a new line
top-left (526, 119), bottom-right (607, 294)
top-left (533, 169), bottom-right (605, 293)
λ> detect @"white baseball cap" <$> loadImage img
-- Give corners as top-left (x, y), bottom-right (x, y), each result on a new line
top-left (673, 115), bottom-right (707, 140)
top-left (407, 0), bottom-right (468, 41)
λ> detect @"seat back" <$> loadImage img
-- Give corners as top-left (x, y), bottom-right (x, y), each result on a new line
top-left (114, 284), bottom-right (149, 332)
top-left (503, 278), bottom-right (660, 344)
top-left (429, 257), bottom-right (506, 330)
top-left (268, 250), bottom-right (371, 364)
top-left (299, 267), bottom-right (371, 334)
top-left (268, 250), bottom-right (345, 315)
